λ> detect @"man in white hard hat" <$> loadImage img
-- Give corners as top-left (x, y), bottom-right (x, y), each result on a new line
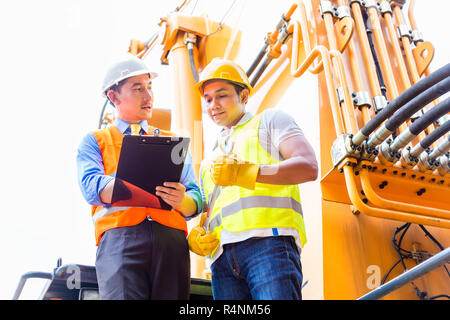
top-left (77, 54), bottom-right (202, 299)
top-left (188, 58), bottom-right (318, 300)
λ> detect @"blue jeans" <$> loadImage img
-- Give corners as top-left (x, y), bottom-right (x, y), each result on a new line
top-left (210, 236), bottom-right (303, 300)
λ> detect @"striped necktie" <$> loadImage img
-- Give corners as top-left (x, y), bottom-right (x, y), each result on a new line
top-left (130, 124), bottom-right (141, 136)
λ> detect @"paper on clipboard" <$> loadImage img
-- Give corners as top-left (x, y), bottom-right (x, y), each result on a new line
top-left (111, 135), bottom-right (190, 210)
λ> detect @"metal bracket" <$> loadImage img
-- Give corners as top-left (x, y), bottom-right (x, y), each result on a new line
top-left (319, 0), bottom-right (334, 17)
top-left (320, 1), bottom-right (351, 19)
top-left (360, 140), bottom-right (379, 161)
top-left (373, 95), bottom-right (388, 113)
top-left (334, 6), bottom-right (351, 19)
top-left (437, 153), bottom-right (450, 176)
top-left (378, 140), bottom-right (401, 166)
top-left (417, 150), bottom-right (438, 173)
top-left (352, 91), bottom-right (372, 109)
top-left (389, 0), bottom-right (406, 9)
top-left (378, 0), bottom-right (392, 15)
top-left (363, 0), bottom-right (378, 9)
top-left (349, 0), bottom-right (364, 6)
top-left (411, 29), bottom-right (424, 44)
top-left (397, 24), bottom-right (412, 40)
top-left (400, 146), bottom-right (418, 169)
top-left (331, 134), bottom-right (362, 167)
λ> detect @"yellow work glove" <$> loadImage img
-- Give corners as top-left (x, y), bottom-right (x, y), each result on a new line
top-left (187, 213), bottom-right (219, 256)
top-left (210, 154), bottom-right (260, 190)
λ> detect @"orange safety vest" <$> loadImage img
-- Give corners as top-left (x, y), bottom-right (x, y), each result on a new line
top-left (91, 125), bottom-right (188, 246)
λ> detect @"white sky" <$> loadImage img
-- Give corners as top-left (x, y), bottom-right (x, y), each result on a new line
top-left (0, 0), bottom-right (448, 299)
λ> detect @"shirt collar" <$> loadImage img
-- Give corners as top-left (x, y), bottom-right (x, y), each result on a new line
top-left (220, 112), bottom-right (253, 136)
top-left (114, 118), bottom-right (149, 134)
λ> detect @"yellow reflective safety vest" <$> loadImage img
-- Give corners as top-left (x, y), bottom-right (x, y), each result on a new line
top-left (200, 114), bottom-right (307, 256)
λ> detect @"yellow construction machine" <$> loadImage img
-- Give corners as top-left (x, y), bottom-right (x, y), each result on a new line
top-left (14, 0), bottom-right (449, 300)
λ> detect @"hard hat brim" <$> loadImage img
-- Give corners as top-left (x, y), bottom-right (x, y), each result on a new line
top-left (195, 58), bottom-right (253, 97)
top-left (102, 71), bottom-right (158, 97)
top-left (196, 78), bottom-right (252, 96)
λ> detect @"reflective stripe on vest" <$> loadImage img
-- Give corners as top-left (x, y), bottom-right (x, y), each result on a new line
top-left (222, 195), bottom-right (303, 218)
top-left (92, 206), bottom-right (131, 223)
top-left (208, 195), bottom-right (303, 231)
top-left (208, 195), bottom-right (303, 230)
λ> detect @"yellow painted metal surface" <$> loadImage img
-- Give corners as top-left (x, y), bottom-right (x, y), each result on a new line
top-left (322, 199), bottom-right (449, 299)
top-left (310, 0), bottom-right (450, 299)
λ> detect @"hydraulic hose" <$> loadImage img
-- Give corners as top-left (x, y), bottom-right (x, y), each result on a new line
top-left (186, 40), bottom-right (199, 83)
top-left (416, 135), bottom-right (450, 172)
top-left (410, 119), bottom-right (450, 157)
top-left (352, 62), bottom-right (450, 145)
top-left (250, 55), bottom-right (273, 87)
top-left (385, 78), bottom-right (450, 131)
top-left (248, 4), bottom-right (296, 84)
top-left (363, 10), bottom-right (387, 98)
top-left (389, 97), bottom-right (450, 152)
top-left (366, 76), bottom-right (450, 147)
top-left (247, 43), bottom-right (268, 77)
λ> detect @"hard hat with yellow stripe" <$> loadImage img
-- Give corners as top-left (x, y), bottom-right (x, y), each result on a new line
top-left (196, 58), bottom-right (253, 96)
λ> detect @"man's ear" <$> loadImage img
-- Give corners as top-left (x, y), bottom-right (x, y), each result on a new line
top-left (240, 89), bottom-right (249, 104)
top-left (107, 89), bottom-right (120, 106)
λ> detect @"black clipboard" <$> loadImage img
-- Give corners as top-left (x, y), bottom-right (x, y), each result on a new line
top-left (111, 135), bottom-right (190, 210)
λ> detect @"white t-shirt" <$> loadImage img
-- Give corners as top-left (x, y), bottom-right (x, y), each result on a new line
top-left (204, 109), bottom-right (305, 265)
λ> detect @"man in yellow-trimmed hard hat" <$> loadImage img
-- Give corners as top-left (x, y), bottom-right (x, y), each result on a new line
top-left (195, 57), bottom-right (253, 95)
top-left (188, 58), bottom-right (318, 300)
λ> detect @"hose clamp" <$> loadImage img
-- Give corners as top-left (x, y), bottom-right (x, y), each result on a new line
top-left (336, 87), bottom-right (345, 104)
top-left (352, 91), bottom-right (372, 109)
top-left (349, 0), bottom-right (364, 6)
top-left (400, 146), bottom-right (418, 169)
top-left (360, 140), bottom-right (379, 161)
top-left (320, 1), bottom-right (351, 19)
top-left (319, 0), bottom-right (334, 17)
top-left (378, 1), bottom-right (392, 16)
top-left (373, 95), bottom-right (388, 113)
top-left (411, 30), bottom-right (424, 44)
top-left (331, 134), bottom-right (362, 166)
top-left (335, 6), bottom-right (351, 19)
top-left (378, 140), bottom-right (401, 165)
top-left (397, 24), bottom-right (412, 40)
top-left (389, 0), bottom-right (406, 9)
top-left (363, 0), bottom-right (378, 10)
top-left (437, 154), bottom-right (450, 176)
top-left (417, 150), bottom-right (437, 173)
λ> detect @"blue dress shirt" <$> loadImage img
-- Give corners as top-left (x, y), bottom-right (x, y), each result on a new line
top-left (76, 118), bottom-right (202, 217)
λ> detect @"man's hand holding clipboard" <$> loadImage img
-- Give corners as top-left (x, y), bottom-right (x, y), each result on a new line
top-left (109, 135), bottom-right (191, 211)
top-left (155, 182), bottom-right (188, 211)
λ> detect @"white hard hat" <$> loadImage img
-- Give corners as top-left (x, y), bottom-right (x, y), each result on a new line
top-left (101, 54), bottom-right (157, 97)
